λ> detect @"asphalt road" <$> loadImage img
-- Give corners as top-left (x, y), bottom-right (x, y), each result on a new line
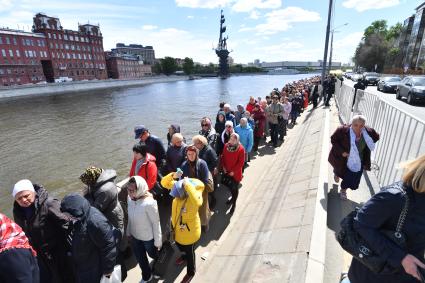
top-left (343, 79), bottom-right (425, 122)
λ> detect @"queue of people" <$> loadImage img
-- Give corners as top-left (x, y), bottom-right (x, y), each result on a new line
top-left (1, 75), bottom-right (336, 283)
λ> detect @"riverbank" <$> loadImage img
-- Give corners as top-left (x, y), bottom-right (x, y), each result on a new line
top-left (0, 75), bottom-right (188, 100)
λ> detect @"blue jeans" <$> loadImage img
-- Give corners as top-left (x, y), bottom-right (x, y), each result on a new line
top-left (131, 238), bottom-right (158, 281)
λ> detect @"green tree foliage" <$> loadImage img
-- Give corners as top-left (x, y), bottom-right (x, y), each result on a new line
top-left (160, 57), bottom-right (178, 76)
top-left (182, 57), bottom-right (194, 75)
top-left (354, 20), bottom-right (403, 72)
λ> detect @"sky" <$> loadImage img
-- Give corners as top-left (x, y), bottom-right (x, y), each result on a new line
top-left (0, 0), bottom-right (420, 64)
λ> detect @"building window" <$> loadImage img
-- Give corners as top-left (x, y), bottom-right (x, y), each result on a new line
top-left (52, 52), bottom-right (55, 58)
top-left (8, 50), bottom-right (13, 57)
top-left (13, 38), bottom-right (17, 45)
top-left (58, 34), bottom-right (62, 40)
top-left (0, 36), bottom-right (2, 44)
top-left (49, 43), bottom-right (53, 48)
top-left (71, 45), bottom-right (75, 50)
top-left (60, 44), bottom-right (63, 49)
top-left (72, 53), bottom-right (76, 59)
top-left (55, 43), bottom-right (59, 49)
top-left (67, 53), bottom-right (70, 59)
top-left (65, 44), bottom-right (69, 50)
top-left (48, 33), bottom-right (51, 38)
top-left (83, 54), bottom-right (86, 59)
top-left (77, 45), bottom-right (80, 51)
top-left (26, 39), bottom-right (31, 46)
top-left (69, 35), bottom-right (74, 41)
top-left (64, 34), bottom-right (68, 40)
top-left (16, 50), bottom-right (20, 57)
top-left (53, 33), bottom-right (57, 39)
top-left (75, 36), bottom-right (79, 41)
top-left (5, 37), bottom-right (10, 44)
top-left (1, 49), bottom-right (6, 57)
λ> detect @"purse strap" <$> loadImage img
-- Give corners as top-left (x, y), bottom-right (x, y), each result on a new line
top-left (172, 198), bottom-right (188, 232)
top-left (394, 191), bottom-right (409, 238)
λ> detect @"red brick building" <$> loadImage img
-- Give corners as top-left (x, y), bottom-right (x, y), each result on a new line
top-left (32, 13), bottom-right (107, 82)
top-left (105, 52), bottom-right (152, 79)
top-left (0, 28), bottom-right (50, 86)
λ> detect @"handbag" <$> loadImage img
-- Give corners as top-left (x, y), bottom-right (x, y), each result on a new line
top-left (153, 240), bottom-right (175, 277)
top-left (145, 162), bottom-right (167, 201)
top-left (205, 171), bottom-right (214, 193)
top-left (220, 172), bottom-right (234, 188)
top-left (336, 191), bottom-right (409, 274)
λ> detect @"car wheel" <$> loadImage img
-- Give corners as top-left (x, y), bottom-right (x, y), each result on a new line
top-left (396, 90), bottom-right (401, 100)
top-left (407, 93), bottom-right (414, 105)
top-left (377, 85), bottom-right (380, 91)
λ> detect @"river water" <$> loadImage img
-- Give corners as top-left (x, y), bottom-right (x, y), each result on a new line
top-left (0, 73), bottom-right (315, 215)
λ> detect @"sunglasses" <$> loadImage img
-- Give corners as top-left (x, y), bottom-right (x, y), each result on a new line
top-left (201, 124), bottom-right (208, 127)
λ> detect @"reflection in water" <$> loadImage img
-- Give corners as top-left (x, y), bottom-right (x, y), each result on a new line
top-left (0, 74), bottom-right (315, 215)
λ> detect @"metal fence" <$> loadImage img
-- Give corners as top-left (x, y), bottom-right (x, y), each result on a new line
top-left (334, 81), bottom-right (425, 186)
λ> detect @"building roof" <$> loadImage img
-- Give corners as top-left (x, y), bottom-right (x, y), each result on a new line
top-left (0, 28), bottom-right (45, 38)
top-left (416, 2), bottom-right (425, 11)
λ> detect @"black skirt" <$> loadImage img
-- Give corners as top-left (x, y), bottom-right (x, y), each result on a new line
top-left (341, 168), bottom-right (363, 190)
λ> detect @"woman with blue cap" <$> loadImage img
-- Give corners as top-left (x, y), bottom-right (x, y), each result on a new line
top-left (161, 172), bottom-right (204, 283)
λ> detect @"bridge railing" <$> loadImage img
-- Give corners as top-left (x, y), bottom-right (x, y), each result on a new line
top-left (334, 80), bottom-right (425, 186)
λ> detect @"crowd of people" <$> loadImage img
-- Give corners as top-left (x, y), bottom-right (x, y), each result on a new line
top-left (0, 75), bottom-right (335, 283)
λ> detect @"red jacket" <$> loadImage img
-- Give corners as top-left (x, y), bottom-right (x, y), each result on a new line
top-left (220, 143), bottom-right (246, 182)
top-left (246, 102), bottom-right (256, 114)
top-left (252, 108), bottom-right (266, 137)
top-left (129, 153), bottom-right (158, 190)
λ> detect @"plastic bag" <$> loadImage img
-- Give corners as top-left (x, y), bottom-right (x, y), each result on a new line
top-left (100, 265), bottom-right (122, 283)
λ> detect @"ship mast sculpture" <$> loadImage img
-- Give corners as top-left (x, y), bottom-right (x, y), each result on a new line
top-left (215, 10), bottom-right (230, 78)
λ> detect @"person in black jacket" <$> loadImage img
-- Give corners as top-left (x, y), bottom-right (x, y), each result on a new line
top-left (134, 125), bottom-right (166, 170)
top-left (353, 79), bottom-right (366, 107)
top-left (193, 134), bottom-right (219, 209)
top-left (324, 75), bottom-right (336, 106)
top-left (348, 154), bottom-right (425, 283)
top-left (12, 179), bottom-right (74, 283)
top-left (215, 111), bottom-right (226, 155)
top-left (60, 193), bottom-right (117, 283)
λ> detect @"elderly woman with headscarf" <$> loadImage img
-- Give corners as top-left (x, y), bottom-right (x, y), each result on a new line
top-left (181, 145), bottom-right (211, 231)
top-left (221, 120), bottom-right (235, 147)
top-left (161, 174), bottom-right (204, 283)
top-left (80, 166), bottom-right (124, 236)
top-left (220, 133), bottom-right (246, 214)
top-left (126, 176), bottom-right (161, 282)
top-left (60, 194), bottom-right (117, 283)
top-left (12, 179), bottom-right (74, 283)
top-left (328, 115), bottom-right (380, 200)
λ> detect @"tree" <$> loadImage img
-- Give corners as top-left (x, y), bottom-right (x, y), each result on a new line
top-left (160, 57), bottom-right (178, 76)
top-left (152, 62), bottom-right (162, 75)
top-left (354, 20), bottom-right (402, 72)
top-left (182, 57), bottom-right (194, 75)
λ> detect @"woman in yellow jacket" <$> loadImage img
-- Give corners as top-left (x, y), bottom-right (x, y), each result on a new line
top-left (161, 172), bottom-right (203, 283)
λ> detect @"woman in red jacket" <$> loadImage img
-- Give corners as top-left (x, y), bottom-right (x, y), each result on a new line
top-left (129, 143), bottom-right (158, 190)
top-left (251, 103), bottom-right (266, 151)
top-left (220, 133), bottom-right (246, 214)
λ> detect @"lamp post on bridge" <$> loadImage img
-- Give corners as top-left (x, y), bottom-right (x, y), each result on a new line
top-left (328, 23), bottom-right (348, 74)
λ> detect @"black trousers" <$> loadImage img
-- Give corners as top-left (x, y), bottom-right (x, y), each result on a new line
top-left (325, 92), bottom-right (333, 105)
top-left (230, 181), bottom-right (239, 206)
top-left (269, 123), bottom-right (278, 145)
top-left (278, 119), bottom-right (287, 139)
top-left (176, 243), bottom-right (196, 276)
top-left (312, 95), bottom-right (318, 108)
top-left (253, 135), bottom-right (260, 151)
top-left (0, 248), bottom-right (40, 283)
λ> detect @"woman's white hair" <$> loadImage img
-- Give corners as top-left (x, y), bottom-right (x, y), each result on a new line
top-left (351, 114), bottom-right (367, 125)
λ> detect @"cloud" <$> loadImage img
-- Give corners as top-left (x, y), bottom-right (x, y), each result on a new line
top-left (232, 0), bottom-right (281, 12)
top-left (342, 0), bottom-right (400, 12)
top-left (249, 10), bottom-right (260, 19)
top-left (332, 31), bottom-right (363, 63)
top-left (175, 0), bottom-right (232, 9)
top-left (241, 6), bottom-right (321, 34)
top-left (187, 15), bottom-right (194, 19)
top-left (0, 0), bottom-right (13, 12)
top-left (142, 25), bottom-right (158, 30)
top-left (175, 0), bottom-right (281, 12)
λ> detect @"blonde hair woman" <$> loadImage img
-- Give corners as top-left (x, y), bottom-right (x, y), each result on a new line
top-left (347, 154), bottom-right (425, 283)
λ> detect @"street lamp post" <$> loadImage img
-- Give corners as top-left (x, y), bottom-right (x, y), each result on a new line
top-left (321, 0), bottom-right (333, 87)
top-left (328, 23), bottom-right (348, 74)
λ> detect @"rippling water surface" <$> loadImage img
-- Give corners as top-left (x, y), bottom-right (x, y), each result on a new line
top-left (0, 74), bottom-right (315, 215)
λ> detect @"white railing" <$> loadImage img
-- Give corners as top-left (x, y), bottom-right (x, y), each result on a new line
top-left (334, 80), bottom-right (425, 186)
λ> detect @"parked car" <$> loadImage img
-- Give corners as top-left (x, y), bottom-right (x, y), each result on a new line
top-left (363, 72), bottom-right (380, 86)
top-left (344, 72), bottom-right (353, 79)
top-left (352, 73), bottom-right (362, 81)
top-left (377, 76), bottom-right (401, 93)
top-left (54, 77), bottom-right (73, 83)
top-left (396, 76), bottom-right (425, 105)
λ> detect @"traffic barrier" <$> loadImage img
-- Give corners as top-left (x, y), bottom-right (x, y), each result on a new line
top-left (334, 80), bottom-right (425, 186)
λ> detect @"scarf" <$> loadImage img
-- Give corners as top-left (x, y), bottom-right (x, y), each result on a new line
top-left (347, 128), bottom-right (376, 172)
top-left (227, 143), bottom-right (238, 152)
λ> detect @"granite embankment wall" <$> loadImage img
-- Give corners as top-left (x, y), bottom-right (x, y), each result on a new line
top-left (0, 76), bottom-right (188, 99)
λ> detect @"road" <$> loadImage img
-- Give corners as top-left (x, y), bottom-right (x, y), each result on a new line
top-left (344, 79), bottom-right (425, 122)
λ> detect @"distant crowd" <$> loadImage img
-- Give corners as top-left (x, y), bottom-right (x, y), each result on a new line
top-left (0, 74), bottom-right (339, 283)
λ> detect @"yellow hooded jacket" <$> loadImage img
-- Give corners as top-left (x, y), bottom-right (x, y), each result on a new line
top-left (161, 173), bottom-right (204, 245)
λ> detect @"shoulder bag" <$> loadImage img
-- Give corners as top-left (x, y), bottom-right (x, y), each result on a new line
top-left (336, 191), bottom-right (409, 274)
